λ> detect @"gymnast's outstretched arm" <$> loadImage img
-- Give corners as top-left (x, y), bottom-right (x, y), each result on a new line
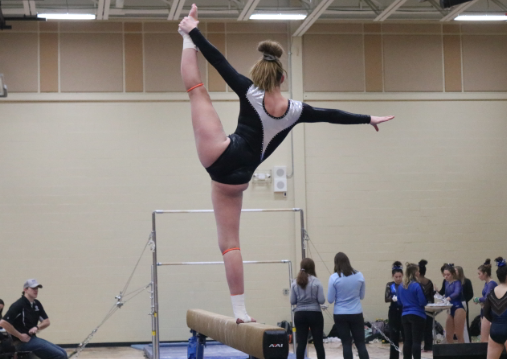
top-left (299, 103), bottom-right (394, 131)
top-left (299, 103), bottom-right (371, 125)
top-left (188, 28), bottom-right (252, 96)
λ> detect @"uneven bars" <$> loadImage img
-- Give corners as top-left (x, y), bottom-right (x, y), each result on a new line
top-left (150, 208), bottom-right (306, 359)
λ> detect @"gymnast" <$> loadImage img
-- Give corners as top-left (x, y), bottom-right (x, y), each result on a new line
top-left (178, 4), bottom-right (394, 323)
top-left (483, 257), bottom-right (507, 359)
top-left (443, 263), bottom-right (466, 343)
top-left (474, 259), bottom-right (498, 342)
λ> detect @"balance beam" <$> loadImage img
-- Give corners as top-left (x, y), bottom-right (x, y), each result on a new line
top-left (187, 309), bottom-right (288, 359)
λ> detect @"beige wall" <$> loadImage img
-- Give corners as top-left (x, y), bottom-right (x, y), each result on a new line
top-left (0, 100), bottom-right (296, 343)
top-left (2, 21), bottom-right (507, 94)
top-left (0, 19), bottom-right (507, 344)
top-left (303, 96), bottom-right (507, 332)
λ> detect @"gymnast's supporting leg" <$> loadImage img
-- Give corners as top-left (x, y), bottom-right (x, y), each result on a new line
top-left (212, 181), bottom-right (254, 323)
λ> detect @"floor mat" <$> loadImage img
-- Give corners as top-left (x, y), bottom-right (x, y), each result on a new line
top-left (140, 342), bottom-right (296, 359)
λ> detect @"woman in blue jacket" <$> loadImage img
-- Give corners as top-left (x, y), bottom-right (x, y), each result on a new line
top-left (398, 263), bottom-right (427, 359)
top-left (328, 252), bottom-right (368, 359)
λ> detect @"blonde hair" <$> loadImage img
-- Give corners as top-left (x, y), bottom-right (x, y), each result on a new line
top-left (455, 266), bottom-right (466, 285)
top-left (403, 263), bottom-right (419, 289)
top-left (250, 40), bottom-right (286, 93)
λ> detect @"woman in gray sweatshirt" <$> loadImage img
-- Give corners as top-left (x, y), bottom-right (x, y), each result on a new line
top-left (290, 258), bottom-right (326, 359)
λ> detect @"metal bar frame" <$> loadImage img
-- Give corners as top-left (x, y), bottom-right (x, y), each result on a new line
top-left (150, 208), bottom-right (307, 359)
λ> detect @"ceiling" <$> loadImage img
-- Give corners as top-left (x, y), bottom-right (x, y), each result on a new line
top-left (1, 0), bottom-right (507, 35)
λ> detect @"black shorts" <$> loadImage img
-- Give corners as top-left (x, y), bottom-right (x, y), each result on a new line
top-left (205, 134), bottom-right (259, 185)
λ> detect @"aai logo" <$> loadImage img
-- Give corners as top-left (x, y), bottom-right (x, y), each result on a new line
top-left (269, 344), bottom-right (284, 348)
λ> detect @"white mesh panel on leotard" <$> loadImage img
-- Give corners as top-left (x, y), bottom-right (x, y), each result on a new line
top-left (246, 85), bottom-right (303, 160)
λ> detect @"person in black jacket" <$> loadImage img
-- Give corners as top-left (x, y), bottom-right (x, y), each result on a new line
top-left (438, 264), bottom-right (446, 297)
top-left (418, 260), bottom-right (435, 352)
top-left (456, 266), bottom-right (473, 342)
top-left (385, 261), bottom-right (403, 359)
top-left (178, 4), bottom-right (394, 323)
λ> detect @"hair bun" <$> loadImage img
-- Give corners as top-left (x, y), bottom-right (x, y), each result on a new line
top-left (419, 259), bottom-right (428, 266)
top-left (484, 258), bottom-right (491, 265)
top-left (393, 261), bottom-right (402, 267)
top-left (258, 40), bottom-right (283, 59)
top-left (495, 257), bottom-right (504, 263)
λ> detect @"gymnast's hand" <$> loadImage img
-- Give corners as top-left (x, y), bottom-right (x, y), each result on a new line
top-left (370, 115), bottom-right (394, 132)
top-left (179, 4), bottom-right (199, 34)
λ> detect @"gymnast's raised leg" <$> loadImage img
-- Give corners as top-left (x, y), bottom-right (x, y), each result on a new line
top-left (179, 4), bottom-right (254, 323)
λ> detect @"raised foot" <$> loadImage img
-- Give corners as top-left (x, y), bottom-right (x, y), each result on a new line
top-left (189, 3), bottom-right (198, 20)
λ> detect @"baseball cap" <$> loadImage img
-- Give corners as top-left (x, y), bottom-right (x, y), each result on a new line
top-left (23, 279), bottom-right (43, 289)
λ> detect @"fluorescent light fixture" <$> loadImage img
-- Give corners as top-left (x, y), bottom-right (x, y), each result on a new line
top-left (250, 13), bottom-right (307, 20)
top-left (454, 14), bottom-right (507, 21)
top-left (37, 13), bottom-right (96, 20)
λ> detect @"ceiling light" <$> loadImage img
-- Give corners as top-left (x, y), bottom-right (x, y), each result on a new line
top-left (37, 14), bottom-right (96, 20)
top-left (249, 14), bottom-right (307, 20)
top-left (454, 14), bottom-right (507, 21)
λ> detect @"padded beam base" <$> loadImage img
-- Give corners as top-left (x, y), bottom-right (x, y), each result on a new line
top-left (187, 309), bottom-right (288, 359)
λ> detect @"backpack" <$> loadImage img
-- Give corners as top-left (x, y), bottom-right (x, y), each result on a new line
top-left (469, 315), bottom-right (481, 337)
top-left (434, 320), bottom-right (444, 335)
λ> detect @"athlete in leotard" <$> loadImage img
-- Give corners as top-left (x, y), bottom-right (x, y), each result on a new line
top-left (474, 258), bottom-right (498, 342)
top-left (179, 4), bottom-right (394, 323)
top-left (483, 257), bottom-right (507, 359)
top-left (443, 264), bottom-right (466, 343)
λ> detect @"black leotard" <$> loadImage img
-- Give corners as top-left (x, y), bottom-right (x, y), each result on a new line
top-left (189, 28), bottom-right (371, 185)
top-left (484, 290), bottom-right (507, 344)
